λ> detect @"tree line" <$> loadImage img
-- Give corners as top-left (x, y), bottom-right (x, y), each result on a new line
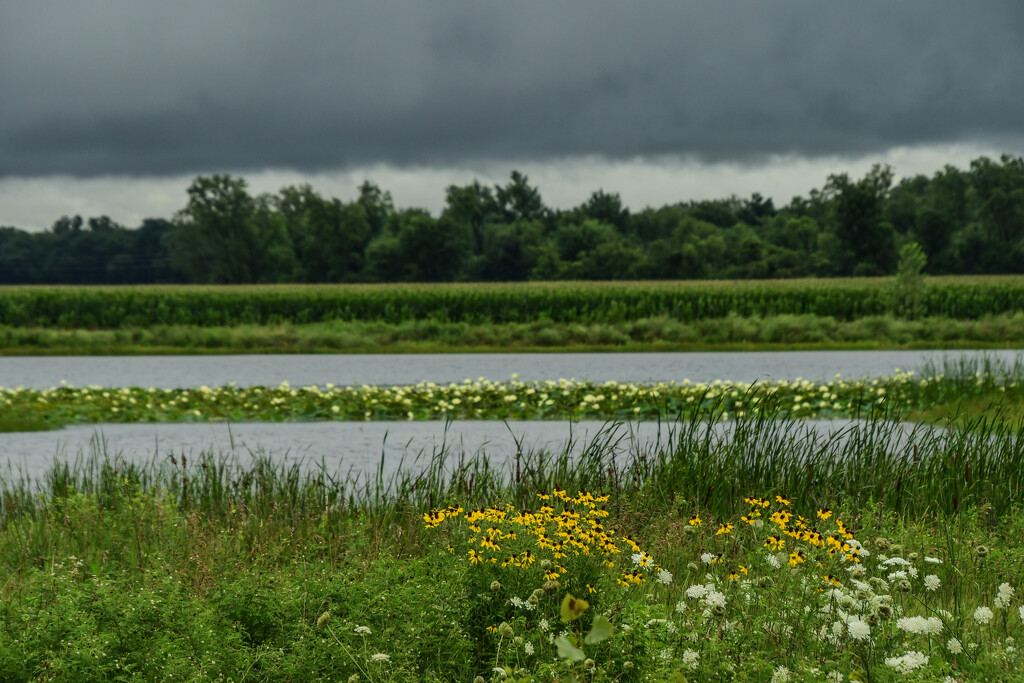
top-left (2, 155), bottom-right (1023, 285)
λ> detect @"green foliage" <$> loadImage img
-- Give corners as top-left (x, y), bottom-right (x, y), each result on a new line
top-left (7, 277), bottom-right (1024, 331)
top-left (894, 241), bottom-right (928, 318)
top-left (6, 155), bottom-right (1024, 285)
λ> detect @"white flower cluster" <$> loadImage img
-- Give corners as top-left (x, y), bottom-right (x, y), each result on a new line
top-left (924, 574), bottom-right (941, 591)
top-left (896, 616), bottom-right (943, 635)
top-left (657, 568), bottom-right (673, 585)
top-left (508, 596), bottom-right (536, 611)
top-left (882, 556), bottom-right (911, 567)
top-left (771, 665), bottom-right (790, 683)
top-left (681, 649), bottom-right (699, 670)
top-left (995, 582), bottom-right (1015, 609)
top-left (884, 650), bottom-right (928, 674)
top-left (974, 606), bottom-right (995, 624)
top-left (847, 618), bottom-right (871, 641)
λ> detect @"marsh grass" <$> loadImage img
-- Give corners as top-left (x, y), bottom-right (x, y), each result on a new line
top-left (2, 375), bottom-right (1024, 679)
top-left (6, 313), bottom-right (1024, 354)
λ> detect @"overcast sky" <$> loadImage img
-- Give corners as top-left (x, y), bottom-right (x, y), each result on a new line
top-left (2, 1), bottom-right (1023, 230)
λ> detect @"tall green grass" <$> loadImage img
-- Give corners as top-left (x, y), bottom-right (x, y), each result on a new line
top-left (2, 399), bottom-right (1020, 539)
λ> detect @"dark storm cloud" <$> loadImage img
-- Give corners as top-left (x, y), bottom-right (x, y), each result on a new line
top-left (2, 1), bottom-right (1023, 177)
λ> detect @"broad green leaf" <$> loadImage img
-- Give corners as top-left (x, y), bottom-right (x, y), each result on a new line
top-left (583, 614), bottom-right (613, 645)
top-left (560, 592), bottom-right (589, 622)
top-left (555, 635), bottom-right (586, 661)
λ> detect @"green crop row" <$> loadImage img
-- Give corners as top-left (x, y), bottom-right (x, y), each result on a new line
top-left (3, 277), bottom-right (1024, 328)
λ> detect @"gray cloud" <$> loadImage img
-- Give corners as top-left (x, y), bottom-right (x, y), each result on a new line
top-left (2, 1), bottom-right (1023, 177)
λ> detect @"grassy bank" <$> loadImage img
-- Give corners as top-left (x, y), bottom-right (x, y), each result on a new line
top-left (1, 407), bottom-right (1022, 681)
top-left (4, 313), bottom-right (1024, 355)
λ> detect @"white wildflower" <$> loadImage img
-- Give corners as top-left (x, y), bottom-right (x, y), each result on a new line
top-left (700, 553), bottom-right (715, 564)
top-left (538, 618), bottom-right (549, 632)
top-left (371, 653), bottom-right (390, 662)
top-left (771, 665), bottom-right (790, 683)
top-left (675, 600), bottom-right (687, 614)
top-left (996, 583), bottom-right (1015, 609)
top-left (884, 651), bottom-right (928, 674)
top-left (974, 606), bottom-right (994, 624)
top-left (924, 575), bottom-right (941, 591)
top-left (685, 584), bottom-right (709, 600)
top-left (766, 552), bottom-right (782, 569)
top-left (523, 641), bottom-right (534, 656)
top-left (883, 557), bottom-right (911, 567)
top-left (947, 637), bottom-right (963, 654)
top-left (658, 569), bottom-right (673, 585)
top-left (848, 618), bottom-right (871, 641)
top-left (827, 672), bottom-right (844, 683)
top-left (682, 649), bottom-right (699, 670)
top-left (897, 616), bottom-right (943, 635)
top-left (924, 556), bottom-right (943, 564)
top-left (354, 626), bottom-right (372, 635)
top-left (705, 590), bottom-right (726, 609)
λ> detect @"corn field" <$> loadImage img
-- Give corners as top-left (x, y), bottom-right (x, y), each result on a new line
top-left (2, 277), bottom-right (1024, 328)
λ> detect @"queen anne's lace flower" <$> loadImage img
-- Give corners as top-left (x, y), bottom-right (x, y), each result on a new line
top-left (974, 606), bottom-right (994, 624)
top-left (947, 637), bottom-right (963, 654)
top-left (685, 584), bottom-right (709, 600)
top-left (996, 583), bottom-right (1015, 609)
top-left (848, 619), bottom-right (871, 641)
top-left (897, 616), bottom-right (943, 635)
top-left (885, 651), bottom-right (928, 674)
top-left (924, 575), bottom-right (941, 591)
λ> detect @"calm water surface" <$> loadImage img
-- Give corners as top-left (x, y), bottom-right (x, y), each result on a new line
top-left (1, 350), bottom-right (1018, 389)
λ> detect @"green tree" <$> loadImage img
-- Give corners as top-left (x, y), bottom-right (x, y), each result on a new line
top-left (168, 175), bottom-right (260, 283)
top-left (825, 164), bottom-right (897, 275)
top-left (496, 171), bottom-right (547, 222)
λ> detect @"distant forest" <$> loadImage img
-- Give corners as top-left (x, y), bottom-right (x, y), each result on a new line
top-left (2, 155), bottom-right (1023, 285)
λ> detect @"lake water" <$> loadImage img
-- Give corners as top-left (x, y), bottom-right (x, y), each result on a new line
top-left (1, 349), bottom-right (1019, 389)
top-left (1, 349), bottom-right (1010, 484)
top-left (0, 418), bottom-right (939, 483)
